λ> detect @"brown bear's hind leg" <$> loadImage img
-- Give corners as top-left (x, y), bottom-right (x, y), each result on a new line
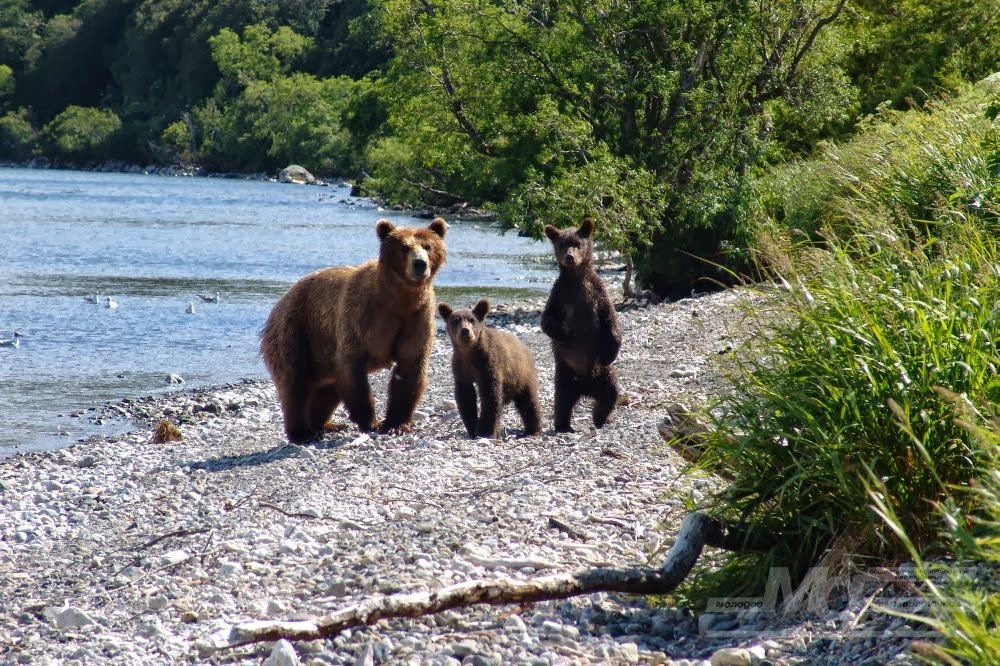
top-left (591, 365), bottom-right (619, 429)
top-left (514, 386), bottom-right (541, 436)
top-left (306, 381), bottom-right (341, 436)
top-left (279, 382), bottom-right (315, 443)
top-left (553, 359), bottom-right (583, 433)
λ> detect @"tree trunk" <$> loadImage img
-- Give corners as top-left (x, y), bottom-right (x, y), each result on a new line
top-left (623, 254), bottom-right (636, 299)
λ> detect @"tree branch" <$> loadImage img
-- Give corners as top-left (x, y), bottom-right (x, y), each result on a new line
top-left (436, 56), bottom-right (495, 156)
top-left (206, 512), bottom-right (776, 651)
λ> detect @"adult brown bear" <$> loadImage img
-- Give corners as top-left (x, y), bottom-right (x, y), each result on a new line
top-left (260, 218), bottom-right (447, 442)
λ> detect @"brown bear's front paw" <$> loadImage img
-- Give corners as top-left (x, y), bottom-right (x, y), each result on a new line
top-left (322, 420), bottom-right (350, 433)
top-left (378, 422), bottom-right (413, 435)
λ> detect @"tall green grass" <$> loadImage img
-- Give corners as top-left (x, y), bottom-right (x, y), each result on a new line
top-left (764, 74), bottom-right (1000, 241)
top-left (697, 222), bottom-right (999, 594)
top-left (870, 390), bottom-right (1000, 665)
top-left (690, 75), bottom-right (1000, 599)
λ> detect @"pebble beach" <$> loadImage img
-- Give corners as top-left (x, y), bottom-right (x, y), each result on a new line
top-left (1, 284), bottom-right (937, 665)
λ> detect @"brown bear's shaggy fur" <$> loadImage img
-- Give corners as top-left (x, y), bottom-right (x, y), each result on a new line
top-left (260, 218), bottom-right (448, 442)
top-left (439, 299), bottom-right (541, 439)
top-left (541, 217), bottom-right (622, 432)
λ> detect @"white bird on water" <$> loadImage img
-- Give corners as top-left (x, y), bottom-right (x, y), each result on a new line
top-left (185, 301), bottom-right (196, 315)
top-left (197, 291), bottom-right (220, 303)
top-left (0, 332), bottom-right (23, 349)
top-left (104, 296), bottom-right (119, 309)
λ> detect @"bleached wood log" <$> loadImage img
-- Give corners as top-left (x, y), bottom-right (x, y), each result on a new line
top-left (213, 512), bottom-right (742, 650)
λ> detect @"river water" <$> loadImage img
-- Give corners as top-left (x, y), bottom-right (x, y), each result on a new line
top-left (0, 168), bottom-right (555, 456)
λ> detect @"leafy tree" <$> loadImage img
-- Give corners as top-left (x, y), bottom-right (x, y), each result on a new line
top-left (0, 63), bottom-right (13, 100)
top-left (0, 107), bottom-right (35, 159)
top-left (372, 0), bottom-right (855, 295)
top-left (40, 104), bottom-right (121, 162)
top-left (192, 23), bottom-right (363, 174)
top-left (209, 23), bottom-right (312, 90)
top-left (847, 0), bottom-right (1000, 113)
top-left (108, 0), bottom-right (386, 161)
top-left (0, 0), bottom-right (43, 70)
top-left (158, 115), bottom-right (194, 163)
top-left (16, 0), bottom-right (139, 124)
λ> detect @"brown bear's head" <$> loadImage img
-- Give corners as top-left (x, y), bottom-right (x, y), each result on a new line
top-left (376, 217), bottom-right (448, 286)
top-left (543, 217), bottom-right (595, 272)
top-left (438, 299), bottom-right (490, 348)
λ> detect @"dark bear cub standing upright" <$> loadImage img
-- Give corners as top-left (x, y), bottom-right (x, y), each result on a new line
top-left (439, 299), bottom-right (541, 439)
top-left (541, 217), bottom-right (622, 432)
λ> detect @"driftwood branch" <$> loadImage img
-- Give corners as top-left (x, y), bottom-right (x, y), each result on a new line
top-left (208, 512), bottom-right (771, 651)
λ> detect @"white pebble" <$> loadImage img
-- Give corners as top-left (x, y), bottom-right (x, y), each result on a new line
top-left (264, 639), bottom-right (300, 666)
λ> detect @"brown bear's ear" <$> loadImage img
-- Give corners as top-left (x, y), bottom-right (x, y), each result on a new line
top-left (578, 217), bottom-right (595, 239)
top-left (543, 225), bottom-right (560, 242)
top-left (472, 299), bottom-right (490, 321)
top-left (428, 217), bottom-right (448, 238)
top-left (376, 219), bottom-right (395, 241)
top-left (438, 303), bottom-right (453, 320)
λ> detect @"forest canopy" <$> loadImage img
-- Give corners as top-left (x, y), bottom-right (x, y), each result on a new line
top-left (0, 0), bottom-right (998, 293)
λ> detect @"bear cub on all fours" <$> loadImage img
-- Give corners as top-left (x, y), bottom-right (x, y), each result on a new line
top-left (541, 217), bottom-right (623, 432)
top-left (439, 299), bottom-right (541, 439)
top-left (260, 218), bottom-right (448, 442)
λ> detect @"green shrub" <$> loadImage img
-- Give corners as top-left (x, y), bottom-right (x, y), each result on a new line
top-left (696, 220), bottom-right (1000, 596)
top-left (870, 391), bottom-right (1000, 666)
top-left (0, 64), bottom-right (13, 99)
top-left (764, 77), bottom-right (1000, 241)
top-left (0, 108), bottom-right (35, 160)
top-left (159, 119), bottom-right (195, 164)
top-left (686, 70), bottom-right (1000, 614)
top-left (41, 105), bottom-right (122, 163)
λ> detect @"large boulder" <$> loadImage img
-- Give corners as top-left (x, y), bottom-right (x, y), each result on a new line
top-left (278, 165), bottom-right (315, 184)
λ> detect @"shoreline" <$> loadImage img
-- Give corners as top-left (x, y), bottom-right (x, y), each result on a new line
top-left (0, 162), bottom-right (500, 223)
top-left (1, 289), bottom-right (933, 665)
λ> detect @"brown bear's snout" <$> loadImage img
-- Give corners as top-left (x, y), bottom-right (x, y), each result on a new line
top-left (562, 250), bottom-right (578, 267)
top-left (458, 326), bottom-right (473, 340)
top-left (407, 247), bottom-right (431, 280)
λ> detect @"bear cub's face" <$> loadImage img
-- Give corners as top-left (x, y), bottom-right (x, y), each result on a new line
top-left (543, 217), bottom-right (595, 271)
top-left (376, 217), bottom-right (448, 284)
top-left (439, 299), bottom-right (490, 348)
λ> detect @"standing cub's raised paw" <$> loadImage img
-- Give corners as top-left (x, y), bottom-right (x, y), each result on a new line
top-left (541, 217), bottom-right (622, 432)
top-left (260, 218), bottom-right (448, 442)
top-left (439, 299), bottom-right (541, 439)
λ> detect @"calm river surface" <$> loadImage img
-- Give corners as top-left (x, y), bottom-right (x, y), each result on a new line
top-left (0, 167), bottom-right (554, 456)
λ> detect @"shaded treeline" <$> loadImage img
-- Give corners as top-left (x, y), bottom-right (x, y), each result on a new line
top-left (1, 0), bottom-right (997, 293)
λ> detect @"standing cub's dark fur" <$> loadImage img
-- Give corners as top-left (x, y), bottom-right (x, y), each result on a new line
top-left (541, 217), bottom-right (622, 431)
top-left (439, 299), bottom-right (541, 438)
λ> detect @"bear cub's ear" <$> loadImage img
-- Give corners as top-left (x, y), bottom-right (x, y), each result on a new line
top-left (472, 299), bottom-right (490, 322)
top-left (428, 217), bottom-right (448, 238)
top-left (543, 225), bottom-right (560, 242)
top-left (577, 217), bottom-right (595, 239)
top-left (438, 303), bottom-right (453, 320)
top-left (376, 219), bottom-right (395, 241)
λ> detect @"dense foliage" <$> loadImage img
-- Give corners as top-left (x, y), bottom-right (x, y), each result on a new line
top-left (690, 78), bottom-right (1000, 604)
top-left (0, 0), bottom-right (998, 291)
